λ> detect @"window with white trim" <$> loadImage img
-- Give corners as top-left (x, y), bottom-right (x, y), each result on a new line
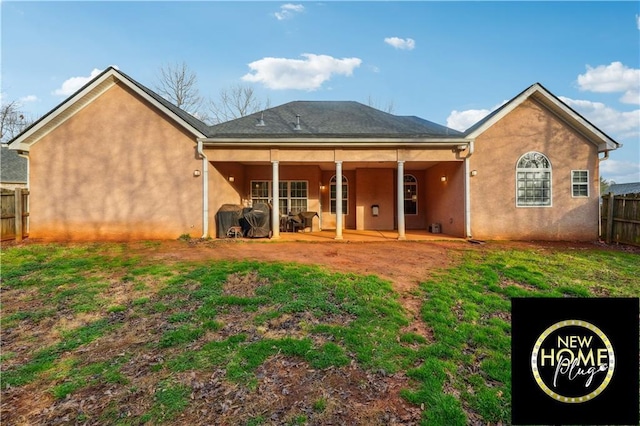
top-left (516, 152), bottom-right (552, 207)
top-left (251, 180), bottom-right (308, 215)
top-left (404, 174), bottom-right (418, 215)
top-left (251, 181), bottom-right (270, 205)
top-left (571, 170), bottom-right (589, 197)
top-left (330, 175), bottom-right (348, 214)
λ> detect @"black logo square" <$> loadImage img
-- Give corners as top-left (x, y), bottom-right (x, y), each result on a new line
top-left (511, 297), bottom-right (639, 425)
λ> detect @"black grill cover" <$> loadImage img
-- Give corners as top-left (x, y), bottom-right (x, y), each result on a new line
top-left (215, 204), bottom-right (243, 238)
top-left (242, 203), bottom-right (272, 238)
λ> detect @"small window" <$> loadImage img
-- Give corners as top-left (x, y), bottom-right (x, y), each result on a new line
top-left (571, 170), bottom-right (589, 197)
top-left (330, 175), bottom-right (348, 214)
top-left (404, 174), bottom-right (418, 215)
top-left (516, 152), bottom-right (552, 207)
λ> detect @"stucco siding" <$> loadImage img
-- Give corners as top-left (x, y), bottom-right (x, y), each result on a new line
top-left (469, 99), bottom-right (600, 240)
top-left (29, 82), bottom-right (203, 240)
top-left (355, 169), bottom-right (395, 230)
top-left (425, 163), bottom-right (466, 237)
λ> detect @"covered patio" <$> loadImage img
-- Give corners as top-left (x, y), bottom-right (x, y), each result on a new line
top-left (237, 229), bottom-right (465, 242)
top-left (202, 100), bottom-right (473, 241)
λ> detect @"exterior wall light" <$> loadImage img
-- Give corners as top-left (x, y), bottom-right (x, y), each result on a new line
top-left (193, 170), bottom-right (201, 177)
top-left (228, 176), bottom-right (235, 182)
top-left (440, 175), bottom-right (447, 182)
top-left (470, 170), bottom-right (478, 177)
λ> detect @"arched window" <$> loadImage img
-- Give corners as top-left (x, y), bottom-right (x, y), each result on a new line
top-left (404, 174), bottom-right (418, 215)
top-left (516, 152), bottom-right (551, 207)
top-left (330, 175), bottom-right (348, 214)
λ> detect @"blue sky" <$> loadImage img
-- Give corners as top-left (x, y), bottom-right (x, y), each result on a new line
top-left (2, 1), bottom-right (639, 183)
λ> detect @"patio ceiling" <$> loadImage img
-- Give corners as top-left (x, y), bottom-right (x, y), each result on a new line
top-left (217, 160), bottom-right (446, 171)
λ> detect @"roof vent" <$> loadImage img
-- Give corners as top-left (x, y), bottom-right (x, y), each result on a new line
top-left (256, 112), bottom-right (265, 127)
top-left (293, 114), bottom-right (301, 131)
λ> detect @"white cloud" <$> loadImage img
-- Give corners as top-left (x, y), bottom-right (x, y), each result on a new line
top-left (19, 95), bottom-right (38, 103)
top-left (446, 108), bottom-right (491, 132)
top-left (52, 68), bottom-right (103, 97)
top-left (577, 62), bottom-right (640, 105)
top-left (600, 159), bottom-right (640, 184)
top-left (242, 53), bottom-right (362, 91)
top-left (561, 96), bottom-right (639, 184)
top-left (446, 101), bottom-right (507, 132)
top-left (274, 3), bottom-right (304, 20)
top-left (559, 96), bottom-right (640, 141)
top-left (384, 37), bottom-right (415, 50)
top-left (620, 90), bottom-right (640, 105)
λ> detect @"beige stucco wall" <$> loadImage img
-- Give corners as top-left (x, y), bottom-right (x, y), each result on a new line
top-left (355, 169), bottom-right (395, 230)
top-left (425, 162), bottom-right (466, 237)
top-left (469, 99), bottom-right (600, 240)
top-left (29, 82), bottom-right (205, 240)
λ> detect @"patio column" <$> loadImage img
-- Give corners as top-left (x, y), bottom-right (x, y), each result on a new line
top-left (397, 161), bottom-right (406, 240)
top-left (335, 160), bottom-right (343, 240)
top-left (271, 160), bottom-right (280, 239)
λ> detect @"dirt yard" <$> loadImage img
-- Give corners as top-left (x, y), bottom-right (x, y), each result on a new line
top-left (3, 238), bottom-right (635, 425)
top-left (146, 238), bottom-right (466, 340)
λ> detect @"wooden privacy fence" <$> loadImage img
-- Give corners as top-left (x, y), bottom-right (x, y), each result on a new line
top-left (1, 188), bottom-right (29, 242)
top-left (601, 192), bottom-right (640, 247)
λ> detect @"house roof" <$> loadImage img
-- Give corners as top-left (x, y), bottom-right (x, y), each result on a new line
top-left (209, 101), bottom-right (462, 138)
top-left (608, 182), bottom-right (640, 195)
top-left (205, 101), bottom-right (464, 140)
top-left (464, 83), bottom-right (620, 153)
top-left (1, 144), bottom-right (28, 184)
top-left (9, 67), bottom-right (209, 152)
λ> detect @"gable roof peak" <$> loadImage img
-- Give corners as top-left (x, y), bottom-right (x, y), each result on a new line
top-left (10, 66), bottom-right (209, 151)
top-left (464, 82), bottom-right (619, 153)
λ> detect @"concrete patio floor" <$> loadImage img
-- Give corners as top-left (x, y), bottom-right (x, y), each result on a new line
top-left (272, 229), bottom-right (464, 242)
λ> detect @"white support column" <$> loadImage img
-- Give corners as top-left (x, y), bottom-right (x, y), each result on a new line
top-left (464, 156), bottom-right (471, 238)
top-left (397, 161), bottom-right (406, 240)
top-left (271, 160), bottom-right (280, 239)
top-left (335, 161), bottom-right (343, 240)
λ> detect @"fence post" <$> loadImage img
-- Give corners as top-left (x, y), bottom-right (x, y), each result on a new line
top-left (14, 188), bottom-right (23, 242)
top-left (605, 192), bottom-right (614, 244)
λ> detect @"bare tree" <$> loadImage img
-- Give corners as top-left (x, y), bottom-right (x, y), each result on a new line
top-left (155, 62), bottom-right (203, 115)
top-left (366, 95), bottom-right (395, 114)
top-left (0, 99), bottom-right (34, 143)
top-left (600, 176), bottom-right (614, 195)
top-left (208, 84), bottom-right (270, 124)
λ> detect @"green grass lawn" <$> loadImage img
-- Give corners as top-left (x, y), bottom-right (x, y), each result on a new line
top-left (1, 242), bottom-right (638, 425)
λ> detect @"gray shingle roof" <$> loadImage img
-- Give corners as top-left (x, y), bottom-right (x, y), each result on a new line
top-left (206, 101), bottom-right (463, 139)
top-left (608, 182), bottom-right (640, 195)
top-left (1, 144), bottom-right (27, 183)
